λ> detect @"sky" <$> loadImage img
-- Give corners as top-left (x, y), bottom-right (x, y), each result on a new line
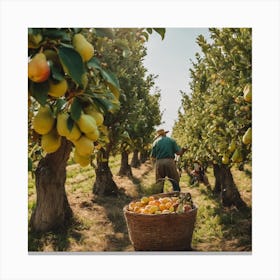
top-left (143, 28), bottom-right (211, 133)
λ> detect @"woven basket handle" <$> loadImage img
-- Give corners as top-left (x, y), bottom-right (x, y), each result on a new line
top-left (179, 192), bottom-right (194, 208)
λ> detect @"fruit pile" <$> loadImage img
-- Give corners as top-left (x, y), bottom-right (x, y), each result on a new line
top-left (127, 194), bottom-right (193, 215)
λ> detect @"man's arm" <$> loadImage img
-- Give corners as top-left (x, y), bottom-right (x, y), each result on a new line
top-left (176, 146), bottom-right (187, 156)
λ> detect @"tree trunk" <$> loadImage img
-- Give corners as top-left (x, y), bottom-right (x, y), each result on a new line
top-left (130, 149), bottom-right (141, 168)
top-left (140, 150), bottom-right (149, 163)
top-left (93, 148), bottom-right (118, 196)
top-left (118, 150), bottom-right (132, 177)
top-left (30, 138), bottom-right (73, 233)
top-left (213, 164), bottom-right (247, 209)
top-left (213, 164), bottom-right (222, 194)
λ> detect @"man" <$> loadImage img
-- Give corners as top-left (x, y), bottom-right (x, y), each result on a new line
top-left (151, 129), bottom-right (186, 192)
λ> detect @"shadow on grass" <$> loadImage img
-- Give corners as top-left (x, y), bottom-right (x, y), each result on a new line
top-left (92, 190), bottom-right (133, 251)
top-left (28, 217), bottom-right (84, 252)
top-left (198, 187), bottom-right (252, 251)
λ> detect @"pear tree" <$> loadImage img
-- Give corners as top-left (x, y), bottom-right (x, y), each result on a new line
top-left (173, 28), bottom-right (251, 209)
top-left (89, 28), bottom-right (164, 193)
top-left (28, 28), bottom-right (121, 232)
top-left (28, 27), bottom-right (165, 231)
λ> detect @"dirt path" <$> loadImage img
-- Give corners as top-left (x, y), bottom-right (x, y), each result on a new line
top-left (63, 161), bottom-right (155, 252)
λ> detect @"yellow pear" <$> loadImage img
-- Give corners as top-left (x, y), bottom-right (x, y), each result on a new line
top-left (228, 140), bottom-right (236, 153)
top-left (72, 33), bottom-right (94, 62)
top-left (65, 122), bottom-right (82, 142)
top-left (108, 83), bottom-right (120, 99)
top-left (74, 135), bottom-right (94, 157)
top-left (28, 33), bottom-right (43, 49)
top-left (242, 127), bottom-right (252, 145)
top-left (28, 53), bottom-right (50, 82)
top-left (48, 79), bottom-right (68, 98)
top-left (231, 149), bottom-right (243, 163)
top-left (32, 105), bottom-right (55, 135)
top-left (76, 113), bottom-right (97, 134)
top-left (85, 127), bottom-right (100, 141)
top-left (57, 112), bottom-right (69, 136)
top-left (41, 129), bottom-right (61, 154)
top-left (81, 73), bottom-right (88, 89)
top-left (243, 84), bottom-right (252, 103)
top-left (84, 106), bottom-right (104, 126)
top-left (73, 149), bottom-right (90, 167)
top-left (222, 155), bottom-right (230, 165)
top-left (98, 124), bottom-right (109, 135)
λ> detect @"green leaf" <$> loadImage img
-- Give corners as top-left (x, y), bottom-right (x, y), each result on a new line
top-left (107, 83), bottom-right (120, 99)
top-left (28, 28), bottom-right (41, 36)
top-left (70, 97), bottom-right (83, 121)
top-left (87, 57), bottom-right (102, 71)
top-left (42, 29), bottom-right (71, 41)
top-left (58, 46), bottom-right (85, 86)
top-left (153, 28), bottom-right (166, 40)
top-left (146, 28), bottom-right (153, 34)
top-left (67, 116), bottom-right (74, 131)
top-left (94, 28), bottom-right (115, 39)
top-left (93, 98), bottom-right (110, 113)
top-left (73, 28), bottom-right (82, 33)
top-left (29, 81), bottom-right (49, 106)
top-left (55, 99), bottom-right (67, 112)
top-left (93, 92), bottom-right (120, 113)
top-left (49, 62), bottom-right (64, 81)
top-left (100, 69), bottom-right (120, 89)
top-left (114, 38), bottom-right (129, 50)
top-left (28, 157), bottom-right (33, 172)
top-left (87, 57), bottom-right (120, 92)
top-left (59, 42), bottom-right (74, 48)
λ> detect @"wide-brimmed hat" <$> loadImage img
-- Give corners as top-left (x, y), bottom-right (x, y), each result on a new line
top-left (154, 129), bottom-right (169, 139)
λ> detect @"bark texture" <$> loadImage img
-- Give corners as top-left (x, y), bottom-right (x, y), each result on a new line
top-left (93, 148), bottom-right (118, 196)
top-left (213, 164), bottom-right (247, 209)
top-left (30, 138), bottom-right (73, 233)
top-left (118, 150), bottom-right (132, 177)
top-left (140, 150), bottom-right (149, 163)
top-left (130, 150), bottom-right (141, 168)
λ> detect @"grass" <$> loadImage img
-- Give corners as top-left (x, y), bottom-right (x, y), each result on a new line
top-left (28, 157), bottom-right (252, 252)
top-left (187, 165), bottom-right (252, 251)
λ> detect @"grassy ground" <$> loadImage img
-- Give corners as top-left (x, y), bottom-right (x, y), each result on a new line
top-left (28, 156), bottom-right (252, 252)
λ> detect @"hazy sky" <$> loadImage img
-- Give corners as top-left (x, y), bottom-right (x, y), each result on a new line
top-left (143, 28), bottom-right (211, 133)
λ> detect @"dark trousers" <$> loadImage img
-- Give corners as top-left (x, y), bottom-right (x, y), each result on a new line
top-left (155, 158), bottom-right (181, 192)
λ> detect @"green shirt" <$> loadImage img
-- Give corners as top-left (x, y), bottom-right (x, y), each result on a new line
top-left (151, 136), bottom-right (181, 159)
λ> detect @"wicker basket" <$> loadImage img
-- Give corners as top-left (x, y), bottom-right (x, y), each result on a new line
top-left (123, 192), bottom-right (197, 251)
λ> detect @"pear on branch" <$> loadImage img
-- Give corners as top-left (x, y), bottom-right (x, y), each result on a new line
top-left (74, 135), bottom-right (94, 157)
top-left (28, 53), bottom-right (50, 83)
top-left (73, 33), bottom-right (94, 62)
top-left (32, 105), bottom-right (55, 135)
top-left (76, 113), bottom-right (97, 134)
top-left (41, 129), bottom-right (61, 154)
top-left (242, 127), bottom-right (252, 145)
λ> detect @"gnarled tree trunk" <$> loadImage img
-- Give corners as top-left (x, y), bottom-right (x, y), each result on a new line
top-left (118, 150), bottom-right (132, 177)
top-left (93, 147), bottom-right (118, 196)
top-left (30, 138), bottom-right (73, 233)
top-left (130, 149), bottom-right (141, 168)
top-left (213, 164), bottom-right (247, 209)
